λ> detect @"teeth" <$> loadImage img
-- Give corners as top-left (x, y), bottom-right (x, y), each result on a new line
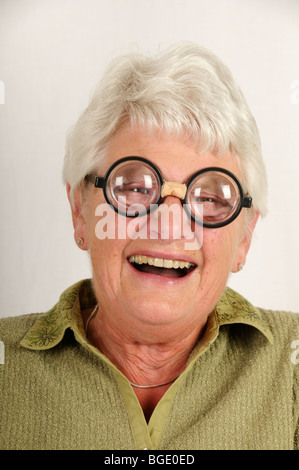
top-left (129, 255), bottom-right (195, 270)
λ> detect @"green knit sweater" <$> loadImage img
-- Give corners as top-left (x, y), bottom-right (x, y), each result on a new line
top-left (0, 279), bottom-right (298, 450)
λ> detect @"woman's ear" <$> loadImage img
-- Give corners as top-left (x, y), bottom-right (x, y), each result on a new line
top-left (66, 183), bottom-right (89, 250)
top-left (232, 210), bottom-right (260, 273)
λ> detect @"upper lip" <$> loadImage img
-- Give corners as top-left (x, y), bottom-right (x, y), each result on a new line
top-left (126, 250), bottom-right (197, 265)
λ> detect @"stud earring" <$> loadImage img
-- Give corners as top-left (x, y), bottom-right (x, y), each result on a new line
top-left (238, 263), bottom-right (244, 271)
top-left (77, 237), bottom-right (84, 246)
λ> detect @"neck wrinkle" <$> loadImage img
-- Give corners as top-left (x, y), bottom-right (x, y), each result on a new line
top-left (86, 311), bottom-right (206, 386)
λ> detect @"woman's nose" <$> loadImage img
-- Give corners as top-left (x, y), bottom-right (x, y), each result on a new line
top-left (153, 195), bottom-right (191, 241)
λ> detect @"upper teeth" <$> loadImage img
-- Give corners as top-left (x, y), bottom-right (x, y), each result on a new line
top-left (129, 255), bottom-right (195, 269)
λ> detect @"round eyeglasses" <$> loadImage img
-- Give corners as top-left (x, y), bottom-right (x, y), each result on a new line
top-left (85, 156), bottom-right (252, 228)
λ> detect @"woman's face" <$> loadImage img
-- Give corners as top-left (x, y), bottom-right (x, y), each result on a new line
top-left (70, 124), bottom-right (257, 341)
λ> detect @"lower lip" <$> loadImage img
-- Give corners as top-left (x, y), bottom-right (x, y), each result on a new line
top-left (126, 259), bottom-right (196, 284)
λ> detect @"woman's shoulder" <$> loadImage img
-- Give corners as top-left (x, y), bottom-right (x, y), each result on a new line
top-left (258, 306), bottom-right (299, 326)
top-left (0, 313), bottom-right (43, 345)
top-left (0, 279), bottom-right (93, 349)
top-left (256, 305), bottom-right (299, 345)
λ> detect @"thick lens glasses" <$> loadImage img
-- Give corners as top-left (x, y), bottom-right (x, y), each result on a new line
top-left (86, 156), bottom-right (252, 228)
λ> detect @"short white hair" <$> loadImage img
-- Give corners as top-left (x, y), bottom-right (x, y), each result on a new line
top-left (63, 42), bottom-right (267, 216)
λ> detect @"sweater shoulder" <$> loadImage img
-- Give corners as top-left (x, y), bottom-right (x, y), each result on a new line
top-left (0, 313), bottom-right (43, 345)
top-left (258, 307), bottom-right (299, 325)
top-left (257, 307), bottom-right (299, 342)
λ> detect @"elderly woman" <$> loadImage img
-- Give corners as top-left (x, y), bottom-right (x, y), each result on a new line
top-left (0, 42), bottom-right (298, 451)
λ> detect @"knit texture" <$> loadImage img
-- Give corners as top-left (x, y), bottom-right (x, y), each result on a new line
top-left (0, 280), bottom-right (298, 450)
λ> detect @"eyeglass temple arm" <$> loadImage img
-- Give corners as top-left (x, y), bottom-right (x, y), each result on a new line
top-left (94, 176), bottom-right (105, 188)
top-left (242, 197), bottom-right (252, 208)
top-left (85, 175), bottom-right (105, 188)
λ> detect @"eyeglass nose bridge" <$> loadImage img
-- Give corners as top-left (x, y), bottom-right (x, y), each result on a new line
top-left (160, 181), bottom-right (187, 200)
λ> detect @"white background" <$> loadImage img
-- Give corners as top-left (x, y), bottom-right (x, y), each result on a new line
top-left (0, 0), bottom-right (298, 318)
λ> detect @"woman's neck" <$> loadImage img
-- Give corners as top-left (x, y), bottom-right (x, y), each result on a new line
top-left (83, 307), bottom-right (207, 421)
top-left (84, 308), bottom-right (206, 387)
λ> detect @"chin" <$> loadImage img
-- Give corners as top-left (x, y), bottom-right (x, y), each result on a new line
top-left (125, 296), bottom-right (191, 328)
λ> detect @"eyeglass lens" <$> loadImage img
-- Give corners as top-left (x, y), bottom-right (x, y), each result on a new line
top-left (187, 171), bottom-right (240, 225)
top-left (106, 161), bottom-right (161, 216)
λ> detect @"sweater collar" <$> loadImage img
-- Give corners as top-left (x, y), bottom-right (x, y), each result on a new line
top-left (20, 279), bottom-right (273, 351)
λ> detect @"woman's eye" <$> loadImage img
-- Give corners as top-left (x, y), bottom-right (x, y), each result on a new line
top-left (129, 187), bottom-right (151, 195)
top-left (197, 197), bottom-right (215, 203)
top-left (196, 196), bottom-right (222, 205)
top-left (114, 185), bottom-right (154, 197)
top-left (195, 196), bottom-right (230, 208)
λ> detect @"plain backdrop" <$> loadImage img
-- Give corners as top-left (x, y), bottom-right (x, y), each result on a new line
top-left (0, 0), bottom-right (298, 318)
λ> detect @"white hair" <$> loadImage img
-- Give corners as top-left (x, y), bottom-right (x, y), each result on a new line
top-left (63, 42), bottom-right (267, 216)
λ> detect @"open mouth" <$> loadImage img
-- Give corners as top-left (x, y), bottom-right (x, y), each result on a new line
top-left (128, 255), bottom-right (196, 278)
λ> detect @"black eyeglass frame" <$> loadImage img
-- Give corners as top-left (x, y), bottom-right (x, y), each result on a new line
top-left (86, 156), bottom-right (252, 229)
